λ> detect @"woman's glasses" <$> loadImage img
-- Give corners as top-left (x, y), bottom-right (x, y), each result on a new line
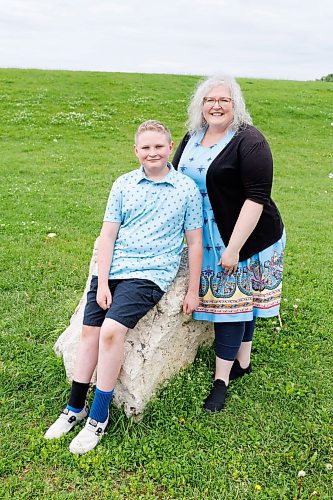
top-left (203, 97), bottom-right (232, 106)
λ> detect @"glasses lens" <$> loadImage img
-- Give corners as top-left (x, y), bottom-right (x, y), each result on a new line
top-left (219, 98), bottom-right (231, 105)
top-left (204, 98), bottom-right (215, 105)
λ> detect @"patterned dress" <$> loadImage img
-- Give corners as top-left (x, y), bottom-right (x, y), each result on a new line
top-left (179, 129), bottom-right (286, 323)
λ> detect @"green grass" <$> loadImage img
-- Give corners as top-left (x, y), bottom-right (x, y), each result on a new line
top-left (0, 68), bottom-right (332, 498)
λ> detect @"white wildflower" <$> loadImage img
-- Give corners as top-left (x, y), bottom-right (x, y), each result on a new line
top-left (47, 233), bottom-right (57, 238)
top-left (298, 470), bottom-right (306, 477)
top-left (325, 463), bottom-right (332, 471)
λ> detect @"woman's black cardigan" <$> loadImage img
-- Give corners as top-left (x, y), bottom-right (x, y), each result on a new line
top-left (173, 125), bottom-right (284, 261)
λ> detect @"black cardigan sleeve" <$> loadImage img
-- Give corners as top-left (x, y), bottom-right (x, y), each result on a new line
top-left (238, 134), bottom-right (273, 205)
top-left (172, 133), bottom-right (191, 170)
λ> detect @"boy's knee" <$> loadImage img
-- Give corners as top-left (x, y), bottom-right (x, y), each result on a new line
top-left (81, 325), bottom-right (100, 342)
top-left (100, 327), bottom-right (114, 344)
top-left (100, 319), bottom-right (127, 346)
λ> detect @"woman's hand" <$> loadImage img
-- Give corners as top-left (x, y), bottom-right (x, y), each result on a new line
top-left (218, 247), bottom-right (239, 275)
top-left (97, 285), bottom-right (112, 310)
top-left (219, 200), bottom-right (263, 275)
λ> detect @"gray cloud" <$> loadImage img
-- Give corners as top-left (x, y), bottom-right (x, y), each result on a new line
top-left (0, 0), bottom-right (332, 80)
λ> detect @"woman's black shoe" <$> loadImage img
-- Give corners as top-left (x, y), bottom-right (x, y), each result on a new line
top-left (204, 379), bottom-right (227, 412)
top-left (229, 359), bottom-right (252, 381)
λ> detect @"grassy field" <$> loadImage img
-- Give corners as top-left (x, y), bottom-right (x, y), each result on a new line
top-left (0, 68), bottom-right (332, 499)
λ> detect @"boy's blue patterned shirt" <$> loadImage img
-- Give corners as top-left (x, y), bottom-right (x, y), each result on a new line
top-left (100, 164), bottom-right (202, 291)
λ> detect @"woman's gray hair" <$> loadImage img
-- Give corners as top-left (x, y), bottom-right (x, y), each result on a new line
top-left (186, 75), bottom-right (252, 134)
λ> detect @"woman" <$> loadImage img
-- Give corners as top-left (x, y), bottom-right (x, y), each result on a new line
top-left (173, 75), bottom-right (285, 412)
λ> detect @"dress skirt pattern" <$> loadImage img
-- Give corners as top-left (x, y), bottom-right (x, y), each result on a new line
top-left (179, 129), bottom-right (286, 323)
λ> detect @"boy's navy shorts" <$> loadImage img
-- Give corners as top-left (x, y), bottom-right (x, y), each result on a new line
top-left (83, 276), bottom-right (165, 329)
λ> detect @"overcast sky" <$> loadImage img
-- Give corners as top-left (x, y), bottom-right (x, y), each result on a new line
top-left (0, 0), bottom-right (332, 81)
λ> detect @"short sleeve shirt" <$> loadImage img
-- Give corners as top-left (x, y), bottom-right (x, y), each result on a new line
top-left (99, 164), bottom-right (202, 291)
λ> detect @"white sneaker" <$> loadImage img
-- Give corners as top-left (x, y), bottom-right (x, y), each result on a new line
top-left (69, 415), bottom-right (109, 455)
top-left (44, 403), bottom-right (89, 440)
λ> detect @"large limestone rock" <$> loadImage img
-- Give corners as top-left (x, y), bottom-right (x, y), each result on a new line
top-left (54, 239), bottom-right (213, 417)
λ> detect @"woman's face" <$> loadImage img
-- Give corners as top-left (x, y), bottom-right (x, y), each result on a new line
top-left (202, 84), bottom-right (234, 130)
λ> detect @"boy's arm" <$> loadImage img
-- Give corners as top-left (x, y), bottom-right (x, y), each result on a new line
top-left (97, 221), bottom-right (120, 310)
top-left (183, 227), bottom-right (203, 315)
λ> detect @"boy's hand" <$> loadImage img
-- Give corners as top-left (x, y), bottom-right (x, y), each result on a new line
top-left (183, 291), bottom-right (199, 315)
top-left (97, 285), bottom-right (112, 310)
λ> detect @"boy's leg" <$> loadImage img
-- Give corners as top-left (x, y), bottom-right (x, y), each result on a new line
top-left (44, 325), bottom-right (101, 440)
top-left (69, 319), bottom-right (127, 454)
top-left (96, 318), bottom-right (128, 390)
top-left (67, 276), bottom-right (108, 409)
top-left (67, 325), bottom-right (101, 411)
top-left (73, 325), bottom-right (101, 383)
top-left (90, 279), bottom-right (163, 394)
top-left (44, 276), bottom-right (106, 440)
top-left (69, 279), bottom-right (163, 454)
top-left (90, 319), bottom-right (127, 422)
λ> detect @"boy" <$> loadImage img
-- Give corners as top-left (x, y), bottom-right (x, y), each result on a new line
top-left (44, 120), bottom-right (203, 454)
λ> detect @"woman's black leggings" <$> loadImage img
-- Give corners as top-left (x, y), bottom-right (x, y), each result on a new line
top-left (214, 318), bottom-right (257, 361)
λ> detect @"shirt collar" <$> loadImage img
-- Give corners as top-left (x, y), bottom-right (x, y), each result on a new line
top-left (136, 162), bottom-right (176, 187)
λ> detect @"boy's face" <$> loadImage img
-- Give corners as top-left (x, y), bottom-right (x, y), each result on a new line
top-left (134, 131), bottom-right (174, 173)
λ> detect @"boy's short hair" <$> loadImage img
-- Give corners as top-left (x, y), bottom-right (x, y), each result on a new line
top-left (135, 120), bottom-right (172, 144)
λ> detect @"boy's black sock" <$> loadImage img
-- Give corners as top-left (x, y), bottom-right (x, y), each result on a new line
top-left (67, 380), bottom-right (90, 411)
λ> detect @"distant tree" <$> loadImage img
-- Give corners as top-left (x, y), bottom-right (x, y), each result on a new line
top-left (320, 73), bottom-right (333, 82)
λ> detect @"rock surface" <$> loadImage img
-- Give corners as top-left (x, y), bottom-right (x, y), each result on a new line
top-left (54, 239), bottom-right (213, 416)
